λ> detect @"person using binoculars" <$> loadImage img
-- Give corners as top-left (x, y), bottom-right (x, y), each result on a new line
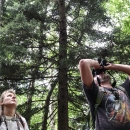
top-left (79, 58), bottom-right (130, 130)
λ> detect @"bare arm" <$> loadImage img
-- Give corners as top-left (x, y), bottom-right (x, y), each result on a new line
top-left (79, 59), bottom-right (130, 88)
top-left (78, 59), bottom-right (102, 88)
top-left (105, 63), bottom-right (130, 79)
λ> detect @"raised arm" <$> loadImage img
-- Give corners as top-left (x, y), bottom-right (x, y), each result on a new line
top-left (79, 59), bottom-right (130, 88)
top-left (78, 59), bottom-right (102, 88)
top-left (105, 63), bottom-right (130, 78)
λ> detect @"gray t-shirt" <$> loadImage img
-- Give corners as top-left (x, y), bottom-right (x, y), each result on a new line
top-left (0, 116), bottom-right (29, 130)
top-left (83, 78), bottom-right (130, 130)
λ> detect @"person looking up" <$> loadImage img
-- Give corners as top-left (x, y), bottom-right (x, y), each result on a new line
top-left (79, 58), bottom-right (130, 130)
top-left (0, 89), bottom-right (29, 130)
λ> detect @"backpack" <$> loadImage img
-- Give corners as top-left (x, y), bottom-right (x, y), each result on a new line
top-left (0, 114), bottom-right (25, 129)
top-left (86, 85), bottom-right (130, 130)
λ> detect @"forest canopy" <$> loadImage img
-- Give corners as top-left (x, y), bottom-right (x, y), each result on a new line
top-left (0, 0), bottom-right (130, 130)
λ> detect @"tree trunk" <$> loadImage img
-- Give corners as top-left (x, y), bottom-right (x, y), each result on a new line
top-left (41, 80), bottom-right (56, 130)
top-left (0, 0), bottom-right (5, 20)
top-left (58, 0), bottom-right (68, 130)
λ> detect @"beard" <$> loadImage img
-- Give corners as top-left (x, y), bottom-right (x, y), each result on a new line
top-left (99, 74), bottom-right (111, 84)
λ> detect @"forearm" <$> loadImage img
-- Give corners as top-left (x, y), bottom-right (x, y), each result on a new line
top-left (105, 63), bottom-right (130, 75)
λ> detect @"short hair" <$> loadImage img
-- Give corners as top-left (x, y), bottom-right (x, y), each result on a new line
top-left (0, 89), bottom-right (16, 115)
top-left (0, 89), bottom-right (16, 103)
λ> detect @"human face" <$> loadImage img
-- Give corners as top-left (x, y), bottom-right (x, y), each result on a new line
top-left (1, 92), bottom-right (17, 108)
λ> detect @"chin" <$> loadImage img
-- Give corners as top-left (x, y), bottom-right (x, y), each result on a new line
top-left (5, 104), bottom-right (17, 108)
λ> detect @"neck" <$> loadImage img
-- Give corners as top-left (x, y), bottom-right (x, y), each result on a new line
top-left (3, 107), bottom-right (15, 117)
top-left (101, 83), bottom-right (112, 89)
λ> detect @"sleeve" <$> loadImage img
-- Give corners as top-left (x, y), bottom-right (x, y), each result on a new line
top-left (82, 81), bottom-right (99, 106)
top-left (121, 78), bottom-right (130, 98)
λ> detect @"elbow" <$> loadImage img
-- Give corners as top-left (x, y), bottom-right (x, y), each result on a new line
top-left (79, 59), bottom-right (85, 68)
top-left (79, 59), bottom-right (89, 69)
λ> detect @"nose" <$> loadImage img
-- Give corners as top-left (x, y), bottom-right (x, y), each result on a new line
top-left (12, 96), bottom-right (16, 99)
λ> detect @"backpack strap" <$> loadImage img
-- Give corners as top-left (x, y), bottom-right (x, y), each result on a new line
top-left (0, 115), bottom-right (4, 126)
top-left (91, 87), bottom-right (106, 129)
top-left (0, 114), bottom-right (25, 129)
top-left (16, 113), bottom-right (25, 129)
top-left (19, 116), bottom-right (25, 128)
top-left (95, 88), bottom-right (105, 110)
top-left (115, 86), bottom-right (130, 101)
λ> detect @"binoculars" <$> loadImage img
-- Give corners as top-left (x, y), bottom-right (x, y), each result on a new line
top-left (92, 58), bottom-right (109, 76)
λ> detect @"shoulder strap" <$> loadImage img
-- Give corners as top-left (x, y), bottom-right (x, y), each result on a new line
top-left (94, 87), bottom-right (106, 116)
top-left (91, 87), bottom-right (106, 128)
top-left (0, 116), bottom-right (3, 126)
top-left (116, 86), bottom-right (125, 92)
top-left (115, 86), bottom-right (130, 101)
top-left (16, 113), bottom-right (25, 129)
top-left (0, 115), bottom-right (25, 129)
top-left (95, 88), bottom-right (105, 109)
top-left (19, 116), bottom-right (25, 128)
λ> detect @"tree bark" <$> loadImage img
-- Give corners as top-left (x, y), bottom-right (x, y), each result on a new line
top-left (58, 0), bottom-right (68, 130)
